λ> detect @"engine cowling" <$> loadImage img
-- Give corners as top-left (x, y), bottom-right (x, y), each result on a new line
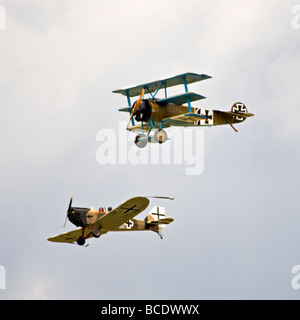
top-left (133, 99), bottom-right (152, 122)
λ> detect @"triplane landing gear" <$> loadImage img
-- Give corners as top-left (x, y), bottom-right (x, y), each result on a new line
top-left (134, 129), bottom-right (168, 148)
top-left (134, 134), bottom-right (148, 148)
top-left (154, 129), bottom-right (167, 144)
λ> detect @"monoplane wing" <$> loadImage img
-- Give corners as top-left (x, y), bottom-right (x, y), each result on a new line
top-left (113, 73), bottom-right (212, 98)
top-left (93, 196), bottom-right (150, 230)
top-left (48, 228), bottom-right (82, 244)
top-left (47, 227), bottom-right (108, 244)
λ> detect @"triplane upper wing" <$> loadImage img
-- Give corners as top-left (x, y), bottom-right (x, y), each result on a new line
top-left (113, 72), bottom-right (211, 98)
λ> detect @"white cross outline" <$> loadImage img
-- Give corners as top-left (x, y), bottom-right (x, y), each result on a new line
top-left (232, 103), bottom-right (247, 121)
top-left (194, 108), bottom-right (213, 126)
top-left (124, 219), bottom-right (134, 229)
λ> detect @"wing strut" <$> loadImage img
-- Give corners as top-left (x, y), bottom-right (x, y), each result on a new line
top-left (183, 75), bottom-right (192, 112)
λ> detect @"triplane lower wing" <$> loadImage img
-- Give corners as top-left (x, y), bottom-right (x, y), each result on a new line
top-left (48, 196), bottom-right (174, 246)
top-left (113, 72), bottom-right (254, 148)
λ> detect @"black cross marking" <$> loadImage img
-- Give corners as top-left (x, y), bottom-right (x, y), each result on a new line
top-left (233, 103), bottom-right (246, 112)
top-left (120, 204), bottom-right (140, 214)
top-left (195, 108), bottom-right (201, 125)
top-left (233, 104), bottom-right (246, 120)
top-left (125, 220), bottom-right (133, 228)
top-left (204, 110), bottom-right (213, 124)
top-left (195, 108), bottom-right (201, 115)
top-left (194, 108), bottom-right (212, 125)
top-left (64, 236), bottom-right (76, 241)
top-left (153, 207), bottom-right (165, 220)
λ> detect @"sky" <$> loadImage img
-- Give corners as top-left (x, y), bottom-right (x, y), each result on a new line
top-left (0, 0), bottom-right (300, 299)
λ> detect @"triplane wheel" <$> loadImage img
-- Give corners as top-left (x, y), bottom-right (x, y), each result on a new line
top-left (154, 129), bottom-right (167, 144)
top-left (134, 134), bottom-right (148, 148)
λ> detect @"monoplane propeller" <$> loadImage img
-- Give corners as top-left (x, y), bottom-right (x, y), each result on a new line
top-left (62, 196), bottom-right (73, 230)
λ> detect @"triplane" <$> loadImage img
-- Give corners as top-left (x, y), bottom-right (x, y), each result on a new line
top-left (113, 72), bottom-right (254, 148)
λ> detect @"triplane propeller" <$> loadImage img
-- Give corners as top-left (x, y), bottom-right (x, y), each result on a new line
top-left (113, 72), bottom-right (254, 148)
top-left (48, 196), bottom-right (174, 246)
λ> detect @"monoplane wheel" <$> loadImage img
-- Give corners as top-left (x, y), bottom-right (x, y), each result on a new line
top-left (76, 236), bottom-right (86, 246)
top-left (92, 229), bottom-right (101, 238)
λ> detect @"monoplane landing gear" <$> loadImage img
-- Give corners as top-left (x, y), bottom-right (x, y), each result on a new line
top-left (92, 229), bottom-right (101, 238)
top-left (157, 231), bottom-right (163, 239)
top-left (135, 134), bottom-right (148, 148)
top-left (154, 129), bottom-right (167, 144)
top-left (76, 236), bottom-right (86, 246)
top-left (76, 226), bottom-right (101, 245)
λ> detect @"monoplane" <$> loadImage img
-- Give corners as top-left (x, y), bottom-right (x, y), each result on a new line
top-left (48, 196), bottom-right (173, 246)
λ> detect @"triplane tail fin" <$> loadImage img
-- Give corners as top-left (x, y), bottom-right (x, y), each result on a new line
top-left (227, 102), bottom-right (254, 132)
top-left (230, 102), bottom-right (254, 120)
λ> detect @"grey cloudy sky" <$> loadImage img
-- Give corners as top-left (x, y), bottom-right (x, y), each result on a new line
top-left (0, 0), bottom-right (300, 299)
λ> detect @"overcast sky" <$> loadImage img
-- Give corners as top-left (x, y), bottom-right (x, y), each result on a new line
top-left (0, 0), bottom-right (300, 299)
